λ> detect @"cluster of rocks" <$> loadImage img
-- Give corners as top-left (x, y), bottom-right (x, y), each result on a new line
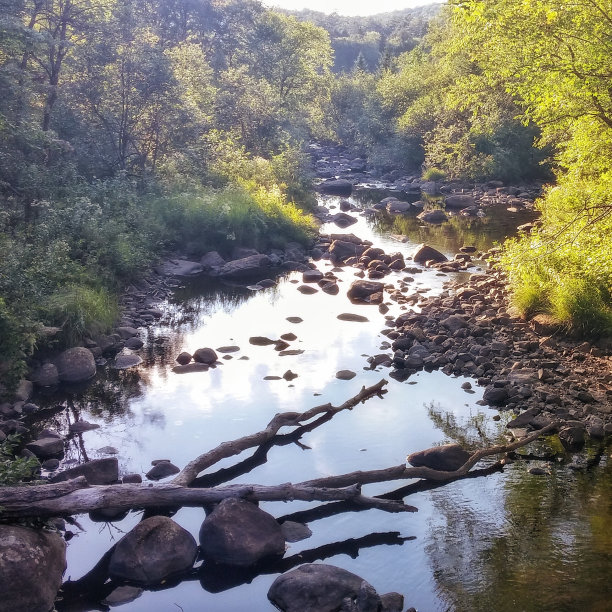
top-left (375, 259), bottom-right (612, 450)
top-left (310, 143), bottom-right (542, 219)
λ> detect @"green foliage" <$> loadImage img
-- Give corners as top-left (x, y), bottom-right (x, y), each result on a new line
top-left (155, 185), bottom-right (316, 257)
top-left (422, 167), bottom-right (446, 182)
top-left (502, 176), bottom-right (612, 337)
top-left (0, 434), bottom-right (40, 486)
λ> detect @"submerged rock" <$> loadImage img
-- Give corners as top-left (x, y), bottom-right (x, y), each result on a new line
top-left (268, 563), bottom-right (383, 612)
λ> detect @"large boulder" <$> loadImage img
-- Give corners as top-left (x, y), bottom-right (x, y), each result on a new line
top-left (386, 200), bottom-right (412, 214)
top-left (329, 240), bottom-right (368, 262)
top-left (50, 457), bottom-right (119, 484)
top-left (26, 437), bottom-right (64, 459)
top-left (108, 516), bottom-right (197, 585)
top-left (217, 254), bottom-right (272, 279)
top-left (319, 179), bottom-right (353, 196)
top-left (55, 347), bottom-right (96, 383)
top-left (347, 280), bottom-right (385, 303)
top-left (268, 563), bottom-right (382, 612)
top-left (0, 525), bottom-right (66, 612)
top-left (412, 244), bottom-right (448, 264)
top-left (199, 498), bottom-right (285, 566)
top-left (407, 443), bottom-right (471, 471)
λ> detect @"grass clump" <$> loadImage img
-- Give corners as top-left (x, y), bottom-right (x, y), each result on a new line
top-left (422, 167), bottom-right (446, 182)
top-left (47, 285), bottom-right (119, 345)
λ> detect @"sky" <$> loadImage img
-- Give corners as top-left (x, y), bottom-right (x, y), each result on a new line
top-left (264, 0), bottom-right (434, 17)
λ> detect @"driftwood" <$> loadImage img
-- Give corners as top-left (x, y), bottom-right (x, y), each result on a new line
top-left (0, 380), bottom-right (559, 519)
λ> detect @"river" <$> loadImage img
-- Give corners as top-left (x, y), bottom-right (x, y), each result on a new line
top-left (35, 191), bottom-right (612, 611)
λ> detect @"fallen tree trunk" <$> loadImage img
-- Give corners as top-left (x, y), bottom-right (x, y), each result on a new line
top-left (0, 481), bottom-right (415, 519)
top-left (0, 379), bottom-right (559, 520)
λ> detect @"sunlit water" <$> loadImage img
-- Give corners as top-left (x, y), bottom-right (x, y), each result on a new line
top-left (34, 195), bottom-right (612, 611)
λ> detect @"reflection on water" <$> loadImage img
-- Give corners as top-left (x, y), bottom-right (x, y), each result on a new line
top-left (33, 190), bottom-right (612, 612)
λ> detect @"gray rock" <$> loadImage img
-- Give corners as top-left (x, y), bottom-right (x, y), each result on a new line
top-left (440, 315), bottom-right (468, 333)
top-left (417, 209), bottom-right (448, 224)
top-left (115, 326), bottom-right (138, 339)
top-left (217, 254), bottom-right (272, 279)
top-left (26, 437), bottom-right (64, 459)
top-left (445, 194), bottom-right (475, 209)
top-left (337, 313), bottom-right (369, 322)
top-left (193, 347), bottom-right (218, 364)
top-left (50, 458), bottom-right (119, 485)
top-left (268, 563), bottom-right (382, 612)
top-left (102, 586), bottom-right (144, 607)
top-left (280, 521), bottom-right (312, 542)
top-left (32, 363), bottom-right (59, 387)
top-left (200, 250), bottom-right (226, 270)
top-left (176, 351), bottom-right (192, 365)
top-left (109, 516), bottom-right (197, 585)
top-left (146, 461), bottom-right (180, 480)
top-left (122, 473), bottom-right (142, 483)
top-left (347, 280), bottom-right (385, 303)
top-left (331, 212), bottom-right (358, 227)
top-left (387, 200), bottom-right (412, 214)
top-left (41, 458), bottom-right (60, 471)
top-left (298, 284), bottom-right (319, 294)
top-left (303, 269), bottom-right (324, 283)
top-left (0, 525), bottom-right (66, 612)
top-left (483, 386), bottom-right (509, 406)
top-left (412, 244), bottom-right (448, 264)
top-left (329, 240), bottom-right (368, 262)
top-left (559, 425), bottom-right (586, 450)
top-left (506, 408), bottom-right (540, 428)
top-left (113, 349), bottom-right (143, 370)
top-left (56, 347), bottom-right (96, 383)
top-left (199, 498), bottom-right (285, 566)
top-left (407, 443), bottom-right (471, 471)
top-left (380, 592), bottom-right (405, 612)
top-left (319, 179), bottom-right (353, 196)
top-left (336, 370), bottom-right (357, 380)
top-left (124, 336), bottom-right (144, 350)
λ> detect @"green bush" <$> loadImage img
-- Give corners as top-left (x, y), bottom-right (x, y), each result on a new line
top-left (502, 176), bottom-right (612, 338)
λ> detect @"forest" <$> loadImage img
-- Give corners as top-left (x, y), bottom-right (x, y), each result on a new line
top-left (1, 0), bottom-right (611, 396)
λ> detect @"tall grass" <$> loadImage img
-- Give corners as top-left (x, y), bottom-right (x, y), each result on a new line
top-left (501, 176), bottom-right (612, 338)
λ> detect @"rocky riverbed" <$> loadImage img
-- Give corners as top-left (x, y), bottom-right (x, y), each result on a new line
top-left (1, 145), bottom-right (611, 612)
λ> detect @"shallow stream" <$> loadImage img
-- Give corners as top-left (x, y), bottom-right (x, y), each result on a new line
top-left (35, 193), bottom-right (612, 611)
